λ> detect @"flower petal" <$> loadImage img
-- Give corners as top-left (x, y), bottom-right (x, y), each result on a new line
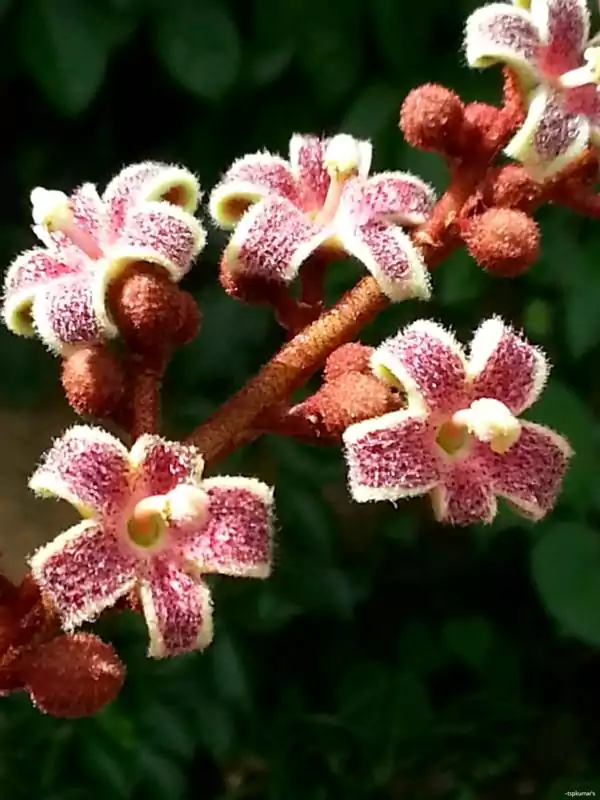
top-left (483, 420), bottom-right (573, 519)
top-left (343, 411), bottom-right (441, 502)
top-left (102, 161), bottom-right (201, 241)
top-left (183, 477), bottom-right (274, 578)
top-left (505, 87), bottom-right (589, 179)
top-left (340, 172), bottom-right (436, 227)
top-left (30, 520), bottom-right (137, 629)
top-left (465, 3), bottom-right (541, 82)
top-left (371, 320), bottom-right (467, 414)
top-left (289, 135), bottom-right (331, 211)
top-left (138, 560), bottom-right (213, 658)
top-left (31, 270), bottom-right (116, 354)
top-left (431, 461), bottom-right (497, 525)
top-left (468, 317), bottom-right (549, 413)
top-left (70, 183), bottom-right (105, 244)
top-left (2, 249), bottom-right (81, 336)
top-left (110, 201), bottom-right (206, 282)
top-left (223, 196), bottom-right (330, 284)
top-left (338, 220), bottom-right (431, 302)
top-left (531, 0), bottom-right (589, 69)
top-left (30, 425), bottom-right (130, 518)
top-left (129, 435), bottom-right (204, 496)
top-left (210, 153), bottom-right (300, 228)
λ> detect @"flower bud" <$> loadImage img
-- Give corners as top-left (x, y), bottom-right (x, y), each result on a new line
top-left (400, 84), bottom-right (465, 154)
top-left (62, 346), bottom-right (125, 418)
top-left (462, 208), bottom-right (540, 277)
top-left (484, 165), bottom-right (543, 209)
top-left (323, 343), bottom-right (374, 382)
top-left (172, 291), bottom-right (202, 346)
top-left (22, 633), bottom-right (125, 718)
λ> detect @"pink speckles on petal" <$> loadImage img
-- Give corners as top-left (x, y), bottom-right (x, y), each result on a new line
top-left (432, 461), bottom-right (497, 525)
top-left (468, 318), bottom-right (548, 414)
top-left (484, 420), bottom-right (572, 519)
top-left (70, 183), bottom-right (105, 244)
top-left (340, 172), bottom-right (436, 227)
top-left (112, 202), bottom-right (205, 282)
top-left (533, 0), bottom-right (589, 72)
top-left (30, 520), bottom-right (137, 629)
top-left (184, 477), bottom-right (273, 578)
top-left (31, 275), bottom-right (107, 353)
top-left (30, 425), bottom-right (130, 517)
top-left (372, 321), bottom-right (467, 414)
top-left (465, 5), bottom-right (541, 75)
top-left (289, 135), bottom-right (330, 212)
top-left (130, 435), bottom-right (204, 497)
top-left (224, 196), bottom-right (329, 284)
top-left (139, 560), bottom-right (213, 658)
top-left (343, 412), bottom-right (440, 502)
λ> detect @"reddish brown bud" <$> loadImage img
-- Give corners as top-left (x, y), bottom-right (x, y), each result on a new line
top-left (22, 633), bottom-right (125, 718)
top-left (323, 343), bottom-right (374, 382)
top-left (483, 165), bottom-right (543, 209)
top-left (109, 265), bottom-right (182, 350)
top-left (62, 346), bottom-right (125, 418)
top-left (400, 84), bottom-right (465, 154)
top-left (172, 291), bottom-right (202, 345)
top-left (463, 102), bottom-right (501, 135)
top-left (462, 208), bottom-right (540, 277)
top-left (220, 258), bottom-right (287, 307)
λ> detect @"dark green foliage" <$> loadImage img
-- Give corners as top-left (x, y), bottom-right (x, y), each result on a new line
top-left (2, 0), bottom-right (600, 797)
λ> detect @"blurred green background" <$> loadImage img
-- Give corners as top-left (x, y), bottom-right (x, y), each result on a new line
top-left (1, 0), bottom-right (600, 797)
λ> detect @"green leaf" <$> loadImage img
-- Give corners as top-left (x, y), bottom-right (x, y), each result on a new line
top-left (208, 630), bottom-right (252, 712)
top-left (397, 619), bottom-right (444, 676)
top-left (18, 0), bottom-right (115, 115)
top-left (564, 280), bottom-right (600, 359)
top-left (532, 522), bottom-right (600, 646)
top-left (442, 616), bottom-right (494, 672)
top-left (249, 0), bottom-right (296, 86)
top-left (341, 82), bottom-right (401, 140)
top-left (153, 0), bottom-right (241, 101)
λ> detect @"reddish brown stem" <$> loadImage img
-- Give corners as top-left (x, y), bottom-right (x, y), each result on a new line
top-left (129, 352), bottom-right (167, 440)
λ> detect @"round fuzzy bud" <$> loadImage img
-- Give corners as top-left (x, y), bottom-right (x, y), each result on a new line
top-left (310, 373), bottom-right (399, 436)
top-left (22, 633), bottom-right (125, 718)
top-left (484, 165), bottom-right (543, 209)
top-left (463, 208), bottom-right (540, 277)
top-left (323, 343), bottom-right (374, 382)
top-left (108, 265), bottom-right (182, 350)
top-left (400, 84), bottom-right (464, 154)
top-left (62, 346), bottom-right (125, 418)
top-left (172, 291), bottom-right (202, 346)
top-left (463, 102), bottom-right (500, 135)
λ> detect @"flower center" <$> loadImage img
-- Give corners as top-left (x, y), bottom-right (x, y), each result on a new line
top-left (452, 397), bottom-right (521, 455)
top-left (557, 46), bottom-right (600, 90)
top-left (436, 420), bottom-right (469, 455)
top-left (313, 135), bottom-right (365, 226)
top-left (30, 187), bottom-right (104, 260)
top-left (126, 485), bottom-right (209, 550)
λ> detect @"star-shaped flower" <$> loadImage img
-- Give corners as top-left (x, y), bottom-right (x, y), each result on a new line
top-left (465, 0), bottom-right (600, 178)
top-left (210, 133), bottom-right (435, 302)
top-left (3, 162), bottom-right (206, 354)
top-left (343, 318), bottom-right (572, 525)
top-left (29, 427), bottom-right (274, 657)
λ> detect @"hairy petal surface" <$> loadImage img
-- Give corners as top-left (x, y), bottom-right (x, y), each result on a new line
top-left (531, 0), bottom-right (589, 69)
top-left (30, 425), bottom-right (130, 517)
top-left (129, 435), bottom-right (204, 497)
top-left (30, 521), bottom-right (137, 629)
top-left (138, 560), bottom-right (213, 658)
top-left (70, 183), bottom-right (105, 244)
top-left (431, 460), bottom-right (497, 525)
top-left (468, 317), bottom-right (549, 413)
top-left (289, 135), bottom-right (331, 211)
top-left (183, 477), bottom-right (274, 578)
top-left (465, 4), bottom-right (541, 80)
top-left (343, 411), bottom-right (440, 502)
top-left (340, 172), bottom-right (436, 227)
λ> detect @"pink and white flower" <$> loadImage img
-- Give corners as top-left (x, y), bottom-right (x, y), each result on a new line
top-left (465, 0), bottom-right (600, 178)
top-left (343, 318), bottom-right (572, 525)
top-left (28, 427), bottom-right (273, 657)
top-left (3, 162), bottom-right (206, 354)
top-left (210, 133), bottom-right (435, 302)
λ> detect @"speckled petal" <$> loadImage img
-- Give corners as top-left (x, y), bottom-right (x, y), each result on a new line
top-left (183, 477), bottom-right (274, 578)
top-left (505, 87), bottom-right (589, 179)
top-left (30, 271), bottom-right (116, 354)
top-left (343, 411), bottom-right (441, 503)
top-left (110, 201), bottom-right (206, 282)
top-left (531, 0), bottom-right (589, 69)
top-left (340, 172), bottom-right (436, 227)
top-left (465, 3), bottom-right (541, 81)
top-left (371, 320), bottom-right (468, 414)
top-left (468, 317), bottom-right (549, 414)
top-left (29, 425), bottom-right (130, 518)
top-left (223, 196), bottom-right (330, 284)
top-left (103, 162), bottom-right (201, 242)
top-left (70, 183), bottom-right (105, 244)
top-left (431, 461), bottom-right (497, 525)
top-left (289, 135), bottom-right (331, 211)
top-left (30, 520), bottom-right (137, 629)
top-left (129, 435), bottom-right (204, 496)
top-left (2, 249), bottom-right (81, 336)
top-left (138, 560), bottom-right (213, 658)
top-left (484, 420), bottom-right (573, 519)
top-left (210, 153), bottom-right (300, 228)
top-left (338, 220), bottom-right (431, 302)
